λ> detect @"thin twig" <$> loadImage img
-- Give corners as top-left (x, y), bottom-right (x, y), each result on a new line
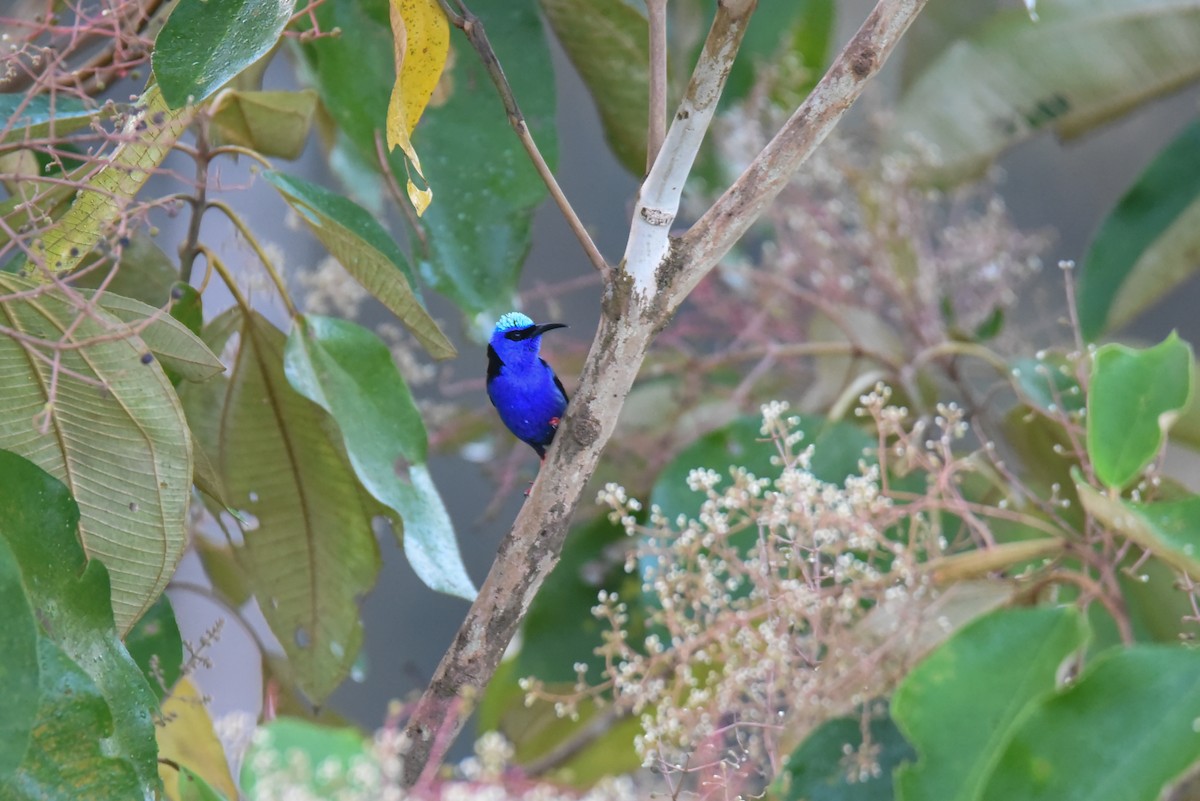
top-left (437, 0), bottom-right (610, 277)
top-left (179, 117), bottom-right (211, 285)
top-left (646, 0), bottom-right (668, 172)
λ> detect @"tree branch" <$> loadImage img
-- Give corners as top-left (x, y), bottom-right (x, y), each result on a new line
top-left (398, 0), bottom-right (928, 785)
top-left (646, 0), bottom-right (668, 172)
top-left (672, 0), bottom-right (930, 307)
top-left (438, 0), bottom-right (611, 278)
top-left (624, 0), bottom-right (757, 299)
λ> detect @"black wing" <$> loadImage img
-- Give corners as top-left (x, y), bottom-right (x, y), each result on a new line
top-left (487, 344), bottom-right (504, 382)
top-left (543, 358), bottom-right (568, 403)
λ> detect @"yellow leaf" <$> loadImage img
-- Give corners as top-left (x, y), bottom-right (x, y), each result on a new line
top-left (387, 0), bottom-right (449, 216)
top-left (156, 677), bottom-right (239, 801)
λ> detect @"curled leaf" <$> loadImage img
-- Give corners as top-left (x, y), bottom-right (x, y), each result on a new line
top-left (386, 0), bottom-right (450, 215)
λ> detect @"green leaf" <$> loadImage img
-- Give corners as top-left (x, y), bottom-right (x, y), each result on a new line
top-left (1010, 353), bottom-right (1084, 415)
top-left (283, 314), bottom-right (474, 600)
top-left (1076, 483), bottom-right (1200, 578)
top-left (178, 767), bottom-right (230, 801)
top-left (29, 86), bottom-right (193, 277)
top-left (980, 645), bottom-right (1200, 801)
top-left (5, 639), bottom-right (146, 800)
top-left (0, 534), bottom-right (39, 777)
top-left (124, 593), bottom-right (183, 703)
top-left (0, 274), bottom-right (192, 634)
top-left (771, 705), bottom-right (914, 801)
top-left (892, 606), bottom-right (1088, 801)
top-left (89, 291), bottom-right (225, 382)
top-left (153, 0), bottom-right (296, 108)
top-left (301, 0), bottom-right (556, 324)
top-left (211, 89), bottom-right (318, 160)
top-left (1079, 119), bottom-right (1200, 339)
top-left (261, 170), bottom-right (455, 360)
top-left (240, 718), bottom-right (379, 798)
top-left (894, 2), bottom-right (1200, 177)
top-left (1086, 332), bottom-right (1194, 489)
top-left (0, 93), bottom-right (96, 144)
top-left (183, 309), bottom-right (381, 702)
top-left (540, 0), bottom-right (648, 173)
top-left (68, 230), bottom-right (179, 308)
top-left (0, 449), bottom-right (161, 796)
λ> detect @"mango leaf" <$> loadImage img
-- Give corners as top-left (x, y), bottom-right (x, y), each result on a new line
top-left (771, 705), bottom-right (914, 801)
top-left (1076, 483), bottom-right (1200, 577)
top-left (386, 0), bottom-right (449, 213)
top-left (240, 718), bottom-right (380, 797)
top-left (156, 677), bottom-right (239, 801)
top-left (185, 309), bottom-right (381, 702)
top-left (301, 0), bottom-right (556, 324)
top-left (1086, 332), bottom-right (1193, 489)
top-left (29, 85), bottom-right (193, 276)
top-left (1079, 119), bottom-right (1200, 340)
top-left (125, 594), bottom-right (183, 703)
top-left (0, 93), bottom-right (96, 144)
top-left (261, 170), bottom-right (455, 360)
top-left (540, 0), bottom-right (648, 173)
top-left (90, 292), bottom-right (225, 383)
top-left (0, 449), bottom-right (161, 797)
top-left (892, 606), bottom-right (1088, 801)
top-left (980, 646), bottom-right (1200, 801)
top-left (210, 89), bottom-right (318, 160)
top-left (0, 274), bottom-right (191, 633)
top-left (894, 1), bottom-right (1200, 176)
top-left (0, 534), bottom-right (39, 778)
top-left (284, 314), bottom-right (474, 600)
top-left (153, 0), bottom-right (297, 108)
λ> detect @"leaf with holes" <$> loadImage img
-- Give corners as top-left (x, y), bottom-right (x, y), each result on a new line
top-left (0, 275), bottom-right (191, 634)
top-left (188, 309), bottom-right (381, 702)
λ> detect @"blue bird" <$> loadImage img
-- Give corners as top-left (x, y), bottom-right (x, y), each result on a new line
top-left (487, 312), bottom-right (568, 461)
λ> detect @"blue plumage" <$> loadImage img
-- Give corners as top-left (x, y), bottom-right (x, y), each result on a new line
top-left (487, 312), bottom-right (568, 459)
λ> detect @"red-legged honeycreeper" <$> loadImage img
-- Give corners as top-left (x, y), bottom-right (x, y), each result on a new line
top-left (487, 312), bottom-right (569, 460)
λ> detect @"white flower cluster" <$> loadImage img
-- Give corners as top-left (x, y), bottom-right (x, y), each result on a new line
top-left (576, 401), bottom-right (949, 783)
